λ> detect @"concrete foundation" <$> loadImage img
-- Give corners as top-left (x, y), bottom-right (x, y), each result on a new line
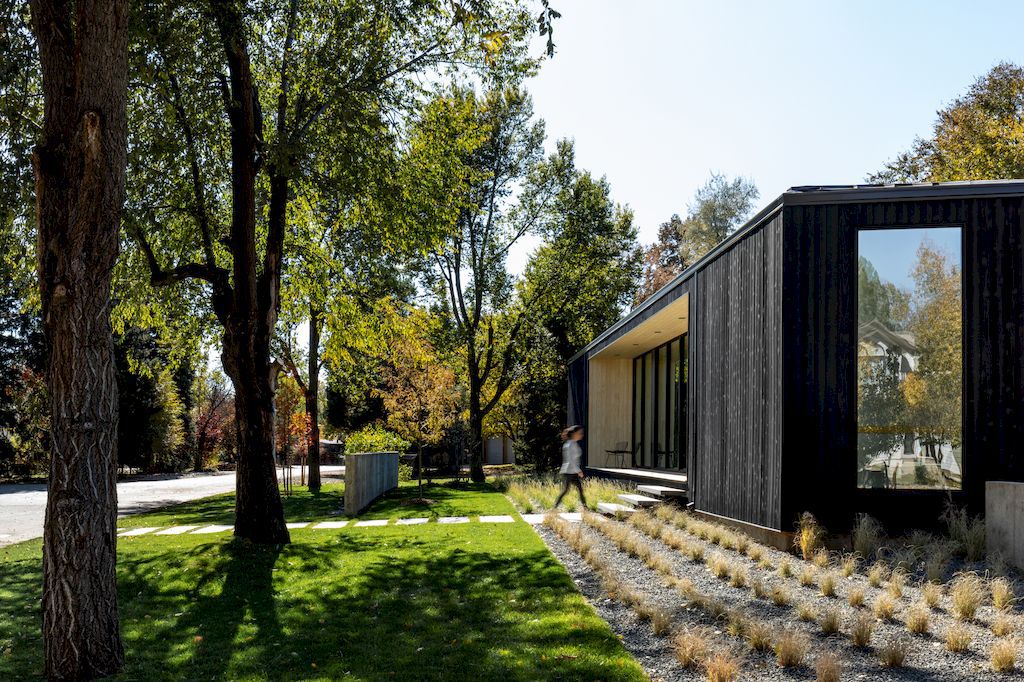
top-left (986, 481), bottom-right (1024, 569)
top-left (345, 451), bottom-right (399, 516)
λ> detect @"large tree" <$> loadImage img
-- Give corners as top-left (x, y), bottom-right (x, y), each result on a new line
top-left (124, 0), bottom-right (545, 541)
top-left (637, 173), bottom-right (758, 303)
top-left (28, 0), bottom-right (129, 676)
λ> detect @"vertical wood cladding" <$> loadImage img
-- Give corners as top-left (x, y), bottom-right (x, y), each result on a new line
top-left (782, 197), bottom-right (1024, 531)
top-left (691, 212), bottom-right (784, 530)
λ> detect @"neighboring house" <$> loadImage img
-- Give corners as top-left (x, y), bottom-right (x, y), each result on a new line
top-left (484, 436), bottom-right (515, 466)
top-left (569, 181), bottom-right (1024, 538)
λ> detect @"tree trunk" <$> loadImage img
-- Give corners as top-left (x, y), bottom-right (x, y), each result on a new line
top-left (468, 369), bottom-right (485, 483)
top-left (306, 309), bottom-right (321, 492)
top-left (30, 0), bottom-right (128, 677)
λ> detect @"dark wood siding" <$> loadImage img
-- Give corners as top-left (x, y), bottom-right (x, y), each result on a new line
top-left (567, 354), bottom-right (589, 464)
top-left (690, 212), bottom-right (784, 530)
top-left (782, 197), bottom-right (1024, 532)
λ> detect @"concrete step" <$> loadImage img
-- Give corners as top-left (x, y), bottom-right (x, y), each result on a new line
top-left (597, 502), bottom-right (636, 517)
top-left (617, 493), bottom-right (661, 508)
top-left (636, 484), bottom-right (687, 498)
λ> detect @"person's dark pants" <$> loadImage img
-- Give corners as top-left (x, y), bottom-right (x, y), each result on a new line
top-left (554, 473), bottom-right (586, 508)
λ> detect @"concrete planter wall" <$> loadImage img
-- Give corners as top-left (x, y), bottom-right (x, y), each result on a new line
top-left (345, 451), bottom-right (400, 516)
top-left (986, 481), bottom-right (1024, 570)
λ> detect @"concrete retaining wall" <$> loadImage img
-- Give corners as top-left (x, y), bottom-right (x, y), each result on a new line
top-left (986, 481), bottom-right (1024, 569)
top-left (345, 451), bottom-right (399, 516)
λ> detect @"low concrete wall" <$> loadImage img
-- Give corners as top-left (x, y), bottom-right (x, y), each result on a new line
top-left (987, 481), bottom-right (1024, 569)
top-left (345, 451), bottom-right (400, 516)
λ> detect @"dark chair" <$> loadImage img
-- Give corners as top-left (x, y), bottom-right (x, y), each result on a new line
top-left (605, 441), bottom-right (630, 468)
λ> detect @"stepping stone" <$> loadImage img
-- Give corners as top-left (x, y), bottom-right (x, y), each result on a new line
top-left (617, 493), bottom-right (661, 508)
top-left (313, 521), bottom-right (349, 529)
top-left (521, 513), bottom-right (545, 524)
top-left (636, 484), bottom-right (687, 498)
top-left (396, 518), bottom-right (429, 525)
top-left (437, 516), bottom-right (470, 524)
top-left (118, 527), bottom-right (160, 537)
top-left (596, 502), bottom-right (635, 517)
top-left (286, 522), bottom-right (310, 529)
top-left (191, 525), bottom-right (233, 534)
top-left (559, 512), bottom-right (582, 522)
top-left (354, 519), bottom-right (388, 527)
top-left (479, 515), bottom-right (514, 523)
top-left (155, 525), bottom-right (200, 535)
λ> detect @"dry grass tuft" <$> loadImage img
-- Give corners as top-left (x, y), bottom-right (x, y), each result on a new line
top-left (812, 548), bottom-right (831, 569)
top-left (851, 611), bottom-right (875, 648)
top-left (852, 514), bottom-right (884, 559)
top-left (771, 585), bottom-right (792, 607)
top-left (777, 557), bottom-right (793, 578)
top-left (797, 601), bottom-right (818, 623)
top-left (887, 567), bottom-right (907, 599)
top-left (992, 577), bottom-right (1015, 612)
top-left (922, 582), bottom-right (942, 609)
top-left (819, 606), bottom-right (841, 635)
top-left (848, 585), bottom-right (866, 608)
top-left (751, 578), bottom-right (769, 600)
top-left (879, 636), bottom-right (910, 668)
top-left (673, 627), bottom-right (711, 669)
top-left (650, 607), bottom-right (673, 637)
top-left (991, 639), bottom-right (1018, 673)
top-left (729, 564), bottom-right (748, 589)
top-left (774, 630), bottom-right (809, 668)
top-left (687, 543), bottom-right (705, 563)
top-left (993, 613), bottom-right (1016, 638)
top-left (840, 553), bottom-right (858, 578)
top-left (905, 603), bottom-right (930, 635)
top-left (725, 610), bottom-right (749, 638)
top-left (747, 544), bottom-right (764, 563)
top-left (709, 552), bottom-right (730, 580)
top-left (942, 504), bottom-right (987, 562)
top-left (945, 624), bottom-right (972, 652)
top-left (951, 572), bottom-right (986, 621)
top-left (799, 565), bottom-right (817, 588)
top-left (925, 549), bottom-right (949, 584)
top-left (704, 650), bottom-right (742, 682)
top-left (819, 571), bottom-right (838, 598)
top-left (815, 652), bottom-right (841, 682)
top-left (868, 561), bottom-right (888, 588)
top-left (746, 620), bottom-right (774, 652)
top-left (795, 512), bottom-right (825, 561)
top-left (873, 594), bottom-right (897, 621)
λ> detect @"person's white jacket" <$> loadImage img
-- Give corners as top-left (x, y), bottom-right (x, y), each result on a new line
top-left (559, 440), bottom-right (582, 474)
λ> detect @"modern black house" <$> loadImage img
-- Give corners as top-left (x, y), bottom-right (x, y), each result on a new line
top-left (568, 181), bottom-right (1024, 538)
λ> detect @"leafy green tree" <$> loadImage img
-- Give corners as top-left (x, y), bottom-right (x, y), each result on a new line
top-left (637, 173), bottom-right (758, 303)
top-left (871, 62), bottom-right (1024, 183)
top-left (858, 257), bottom-right (910, 330)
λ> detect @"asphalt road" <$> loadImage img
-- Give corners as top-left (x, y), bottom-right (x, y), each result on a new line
top-left (0, 466), bottom-right (343, 547)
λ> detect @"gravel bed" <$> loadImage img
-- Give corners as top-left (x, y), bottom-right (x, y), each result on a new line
top-left (535, 514), bottom-right (1024, 681)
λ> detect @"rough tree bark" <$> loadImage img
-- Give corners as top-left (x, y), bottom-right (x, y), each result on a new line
top-left (29, 0), bottom-right (128, 677)
top-left (306, 307), bottom-right (321, 492)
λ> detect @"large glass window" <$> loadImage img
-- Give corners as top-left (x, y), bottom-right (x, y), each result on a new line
top-left (857, 227), bottom-right (962, 490)
top-left (632, 334), bottom-right (687, 471)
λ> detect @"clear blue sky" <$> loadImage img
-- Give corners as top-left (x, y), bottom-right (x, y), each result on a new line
top-left (860, 227), bottom-right (960, 291)
top-left (511, 0), bottom-right (1024, 268)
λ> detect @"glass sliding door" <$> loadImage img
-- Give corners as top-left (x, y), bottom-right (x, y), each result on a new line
top-left (631, 333), bottom-right (687, 471)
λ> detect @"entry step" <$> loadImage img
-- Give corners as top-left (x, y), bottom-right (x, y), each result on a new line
top-left (636, 484), bottom-right (687, 498)
top-left (617, 493), bottom-right (661, 508)
top-left (597, 502), bottom-right (636, 516)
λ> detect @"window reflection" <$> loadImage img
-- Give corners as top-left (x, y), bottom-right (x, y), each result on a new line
top-left (857, 227), bottom-right (962, 490)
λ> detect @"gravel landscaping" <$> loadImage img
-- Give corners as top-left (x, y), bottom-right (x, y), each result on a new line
top-left (533, 506), bottom-right (1024, 681)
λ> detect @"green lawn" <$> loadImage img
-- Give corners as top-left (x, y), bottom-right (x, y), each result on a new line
top-left (0, 481), bottom-right (645, 681)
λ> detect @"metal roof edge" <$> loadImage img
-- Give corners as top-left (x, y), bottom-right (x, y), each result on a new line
top-left (782, 180), bottom-right (1024, 205)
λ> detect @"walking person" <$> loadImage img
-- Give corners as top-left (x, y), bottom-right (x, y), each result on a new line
top-left (554, 425), bottom-right (587, 508)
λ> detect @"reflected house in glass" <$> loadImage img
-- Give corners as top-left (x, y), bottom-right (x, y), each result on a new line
top-left (568, 181), bottom-right (1024, 537)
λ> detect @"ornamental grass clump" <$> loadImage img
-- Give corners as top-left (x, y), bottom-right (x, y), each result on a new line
top-left (799, 565), bottom-right (817, 588)
top-left (991, 639), bottom-right (1018, 673)
top-left (922, 582), bottom-right (942, 609)
top-left (819, 571), bottom-right (838, 598)
top-left (951, 572), bottom-right (986, 621)
top-left (819, 606), bottom-right (841, 635)
top-left (942, 504), bottom-right (987, 562)
top-left (992, 577), bottom-right (1015, 611)
top-left (746, 620), bottom-right (774, 652)
top-left (851, 611), bottom-right (875, 647)
top-left (771, 585), bottom-right (792, 607)
top-left (945, 624), bottom-right (972, 652)
top-left (795, 512), bottom-right (825, 561)
top-left (704, 650), bottom-right (742, 682)
top-left (812, 549), bottom-right (831, 569)
top-left (873, 593), bottom-right (897, 621)
top-left (673, 627), bottom-right (711, 669)
top-left (852, 514), bottom-right (884, 559)
top-left (840, 553), bottom-right (858, 578)
top-left (868, 561), bottom-right (887, 588)
top-left (774, 630), bottom-right (809, 668)
top-left (797, 601), bottom-right (818, 623)
top-left (887, 567), bottom-right (907, 599)
top-left (993, 613), bottom-right (1016, 638)
top-left (751, 578), bottom-right (768, 600)
top-left (815, 652), bottom-right (841, 682)
top-left (729, 564), bottom-right (748, 589)
top-left (777, 557), bottom-right (793, 578)
top-left (905, 603), bottom-right (930, 635)
top-left (709, 552), bottom-right (730, 580)
top-left (726, 610), bottom-right (749, 638)
top-left (847, 585), bottom-right (866, 608)
top-left (747, 544), bottom-right (764, 563)
top-left (879, 635), bottom-right (910, 668)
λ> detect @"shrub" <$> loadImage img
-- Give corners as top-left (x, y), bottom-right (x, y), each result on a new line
top-left (704, 650), bottom-right (742, 682)
top-left (993, 613), bottom-right (1015, 638)
top-left (344, 424), bottom-right (410, 455)
top-left (950, 572), bottom-right (986, 621)
top-left (942, 504), bottom-right (986, 561)
top-left (945, 624), bottom-right (972, 652)
top-left (867, 561), bottom-right (887, 587)
top-left (848, 586), bottom-right (866, 608)
top-left (673, 627), bottom-right (710, 668)
top-left (992, 577), bottom-right (1015, 611)
top-left (873, 594), bottom-right (897, 620)
top-left (777, 558), bottom-right (793, 578)
top-left (795, 512), bottom-right (825, 560)
top-left (819, 607), bottom-right (841, 635)
top-left (771, 585), bottom-right (792, 607)
top-left (887, 567), bottom-right (907, 599)
top-left (815, 652), bottom-right (841, 682)
top-left (922, 582), bottom-right (942, 609)
top-left (797, 602), bottom-right (818, 623)
top-left (905, 603), bottom-right (930, 634)
top-left (852, 514), bottom-right (884, 559)
top-left (851, 612), bottom-right (875, 647)
top-left (746, 621), bottom-right (774, 652)
top-left (820, 571), bottom-right (838, 598)
top-left (398, 462), bottom-right (413, 482)
top-left (991, 639), bottom-right (1017, 673)
top-left (879, 636), bottom-right (909, 668)
top-left (774, 630), bottom-right (809, 667)
top-left (840, 553), bottom-right (858, 577)
top-left (799, 565), bottom-right (817, 588)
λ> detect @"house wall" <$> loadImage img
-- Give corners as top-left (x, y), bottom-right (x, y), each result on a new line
top-left (586, 357), bottom-right (633, 468)
top-left (689, 212), bottom-right (785, 530)
top-left (782, 197), bottom-right (1024, 532)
